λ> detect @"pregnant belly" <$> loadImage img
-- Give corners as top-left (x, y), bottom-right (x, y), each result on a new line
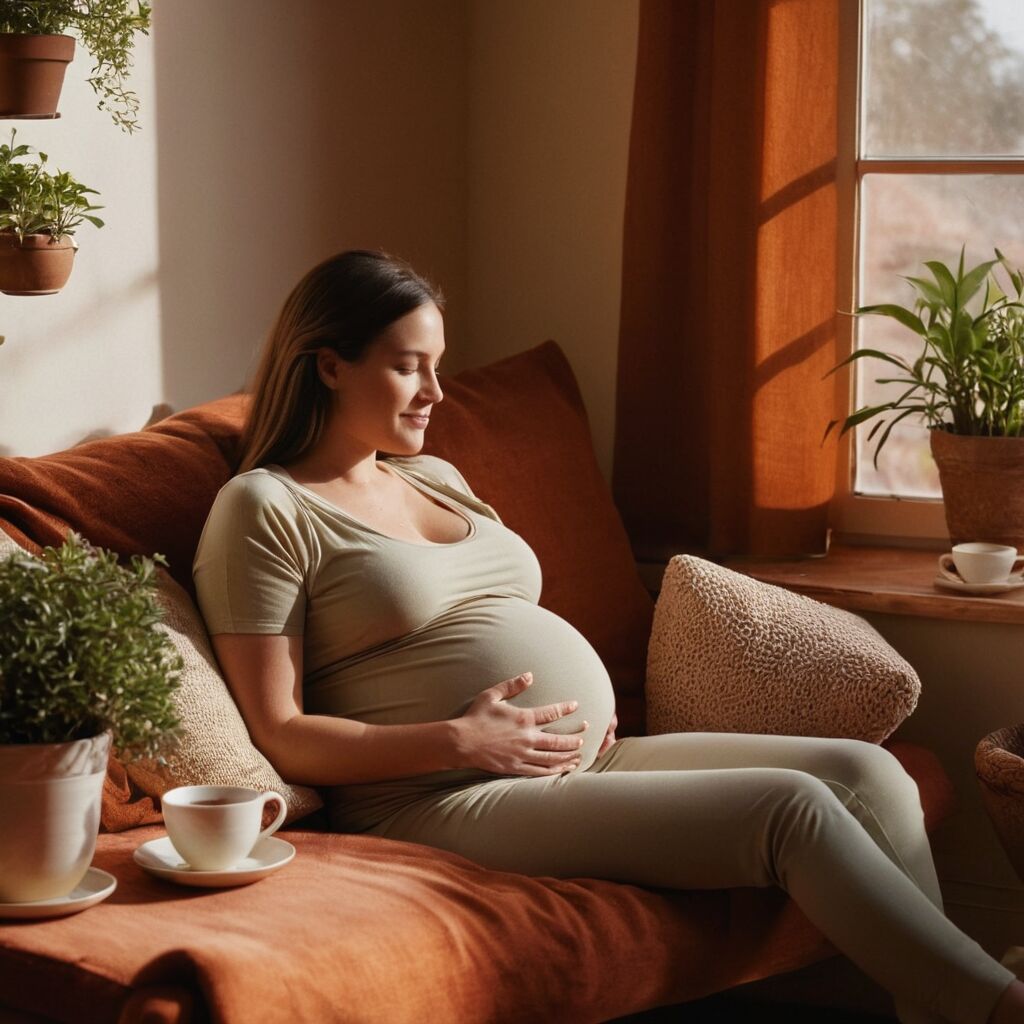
top-left (305, 596), bottom-right (617, 773)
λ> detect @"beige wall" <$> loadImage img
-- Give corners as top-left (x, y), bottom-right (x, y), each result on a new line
top-left (464, 0), bottom-right (639, 483)
top-left (0, 26), bottom-right (160, 457)
top-left (153, 0), bottom-right (471, 414)
top-left (0, 0), bottom-right (640, 484)
top-left (0, 1), bottom-right (473, 456)
top-left (869, 612), bottom-right (1024, 959)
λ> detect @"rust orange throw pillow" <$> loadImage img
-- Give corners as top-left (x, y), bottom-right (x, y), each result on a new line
top-left (0, 393), bottom-right (249, 595)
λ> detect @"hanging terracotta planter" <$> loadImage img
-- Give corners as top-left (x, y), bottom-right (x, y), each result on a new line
top-left (930, 428), bottom-right (1024, 551)
top-left (0, 232), bottom-right (75, 295)
top-left (0, 34), bottom-right (74, 118)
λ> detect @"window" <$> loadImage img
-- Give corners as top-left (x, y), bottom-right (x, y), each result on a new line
top-left (832, 0), bottom-right (1024, 543)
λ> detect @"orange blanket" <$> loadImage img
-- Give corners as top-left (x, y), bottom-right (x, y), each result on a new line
top-left (0, 826), bottom-right (835, 1024)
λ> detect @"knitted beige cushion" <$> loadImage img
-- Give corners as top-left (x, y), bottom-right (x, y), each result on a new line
top-left (646, 555), bottom-right (920, 743)
top-left (125, 570), bottom-right (323, 824)
top-left (0, 531), bottom-right (19, 559)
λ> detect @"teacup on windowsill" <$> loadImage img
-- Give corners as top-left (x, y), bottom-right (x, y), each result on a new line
top-left (938, 542), bottom-right (1024, 586)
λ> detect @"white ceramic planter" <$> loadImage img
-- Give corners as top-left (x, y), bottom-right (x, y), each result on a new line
top-left (0, 731), bottom-right (110, 902)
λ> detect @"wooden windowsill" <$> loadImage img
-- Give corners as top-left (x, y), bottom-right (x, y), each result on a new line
top-left (637, 545), bottom-right (1024, 626)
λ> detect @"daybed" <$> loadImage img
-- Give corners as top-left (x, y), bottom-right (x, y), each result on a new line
top-left (0, 339), bottom-right (954, 1024)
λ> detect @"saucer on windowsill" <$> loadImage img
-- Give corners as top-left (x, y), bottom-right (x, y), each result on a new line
top-left (0, 867), bottom-right (117, 920)
top-left (933, 573), bottom-right (1024, 596)
top-left (133, 835), bottom-right (295, 888)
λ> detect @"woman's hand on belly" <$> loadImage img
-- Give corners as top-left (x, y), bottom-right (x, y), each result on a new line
top-left (451, 671), bottom-right (590, 777)
top-left (597, 708), bottom-right (618, 758)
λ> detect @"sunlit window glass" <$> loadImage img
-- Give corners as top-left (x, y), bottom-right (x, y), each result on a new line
top-left (854, 0), bottom-right (1024, 499)
top-left (862, 0), bottom-right (1024, 158)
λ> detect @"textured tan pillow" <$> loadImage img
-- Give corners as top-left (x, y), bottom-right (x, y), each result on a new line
top-left (645, 555), bottom-right (920, 743)
top-left (126, 570), bottom-right (323, 824)
top-left (0, 530), bottom-right (21, 559)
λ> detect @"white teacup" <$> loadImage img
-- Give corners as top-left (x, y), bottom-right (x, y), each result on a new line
top-left (162, 785), bottom-right (287, 871)
top-left (938, 542), bottom-right (1024, 585)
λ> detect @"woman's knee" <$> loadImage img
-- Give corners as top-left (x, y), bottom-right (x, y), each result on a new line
top-left (813, 737), bottom-right (920, 805)
top-left (755, 769), bottom-right (846, 881)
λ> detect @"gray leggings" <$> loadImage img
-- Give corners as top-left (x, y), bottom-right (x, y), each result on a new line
top-left (365, 731), bottom-right (1016, 1024)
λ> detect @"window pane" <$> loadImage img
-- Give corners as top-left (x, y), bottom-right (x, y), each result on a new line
top-left (855, 173), bottom-right (1024, 498)
top-left (863, 0), bottom-right (1024, 157)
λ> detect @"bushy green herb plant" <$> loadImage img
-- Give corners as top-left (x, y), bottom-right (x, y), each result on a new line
top-left (824, 245), bottom-right (1024, 467)
top-left (0, 128), bottom-right (103, 243)
top-left (0, 0), bottom-right (151, 133)
top-left (0, 532), bottom-right (182, 756)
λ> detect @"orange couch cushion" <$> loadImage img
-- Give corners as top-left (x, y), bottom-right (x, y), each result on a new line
top-left (0, 393), bottom-right (247, 596)
top-left (0, 741), bottom-right (953, 1024)
top-left (0, 825), bottom-right (838, 1024)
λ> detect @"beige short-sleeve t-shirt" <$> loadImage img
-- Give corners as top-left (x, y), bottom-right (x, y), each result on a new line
top-left (192, 455), bottom-right (616, 832)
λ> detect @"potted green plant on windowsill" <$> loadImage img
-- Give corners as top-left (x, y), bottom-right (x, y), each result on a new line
top-left (824, 244), bottom-right (1024, 549)
top-left (0, 127), bottom-right (103, 294)
top-left (0, 0), bottom-right (151, 132)
top-left (0, 532), bottom-right (182, 904)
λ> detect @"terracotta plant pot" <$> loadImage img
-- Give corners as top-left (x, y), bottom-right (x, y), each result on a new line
top-left (0, 732), bottom-right (109, 902)
top-left (0, 232), bottom-right (76, 295)
top-left (930, 428), bottom-right (1024, 550)
top-left (0, 34), bottom-right (74, 117)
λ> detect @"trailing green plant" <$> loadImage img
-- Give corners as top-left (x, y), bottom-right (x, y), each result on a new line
top-left (0, 0), bottom-right (151, 133)
top-left (0, 128), bottom-right (103, 242)
top-left (823, 244), bottom-right (1024, 468)
top-left (0, 532), bottom-right (182, 757)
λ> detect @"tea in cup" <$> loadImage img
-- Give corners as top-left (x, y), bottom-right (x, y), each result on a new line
top-left (937, 542), bottom-right (1024, 585)
top-left (162, 785), bottom-right (286, 871)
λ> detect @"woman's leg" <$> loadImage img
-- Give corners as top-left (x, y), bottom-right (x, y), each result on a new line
top-left (584, 732), bottom-right (948, 1024)
top-left (368, 734), bottom-right (1016, 1024)
top-left (591, 733), bottom-right (944, 911)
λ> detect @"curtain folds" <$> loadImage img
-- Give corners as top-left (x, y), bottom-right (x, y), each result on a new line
top-left (613, 0), bottom-right (841, 561)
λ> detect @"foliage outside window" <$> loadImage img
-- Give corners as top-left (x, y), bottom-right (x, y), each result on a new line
top-left (853, 0), bottom-right (1024, 500)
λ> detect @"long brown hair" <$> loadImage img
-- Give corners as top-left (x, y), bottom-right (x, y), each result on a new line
top-left (236, 250), bottom-right (444, 474)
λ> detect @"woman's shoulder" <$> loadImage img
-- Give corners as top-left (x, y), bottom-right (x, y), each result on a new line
top-left (219, 465), bottom-right (289, 495)
top-left (213, 466), bottom-right (302, 514)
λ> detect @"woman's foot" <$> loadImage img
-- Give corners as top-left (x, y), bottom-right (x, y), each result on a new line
top-left (989, 978), bottom-right (1024, 1024)
top-left (991, 949), bottom-right (1024, 1024)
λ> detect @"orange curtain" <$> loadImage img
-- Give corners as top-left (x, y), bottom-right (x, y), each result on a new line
top-left (613, 0), bottom-right (841, 561)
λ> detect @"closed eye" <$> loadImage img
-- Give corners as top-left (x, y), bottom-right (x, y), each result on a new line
top-left (397, 366), bottom-right (443, 376)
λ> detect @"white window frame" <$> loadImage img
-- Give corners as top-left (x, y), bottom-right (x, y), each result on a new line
top-left (829, 0), bottom-right (1024, 547)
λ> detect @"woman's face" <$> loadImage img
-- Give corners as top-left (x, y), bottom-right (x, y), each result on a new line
top-left (319, 300), bottom-right (446, 457)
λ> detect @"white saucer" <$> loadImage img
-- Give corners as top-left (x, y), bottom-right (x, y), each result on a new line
top-left (133, 835), bottom-right (296, 888)
top-left (934, 574), bottom-right (1024, 596)
top-left (0, 867), bottom-right (117, 920)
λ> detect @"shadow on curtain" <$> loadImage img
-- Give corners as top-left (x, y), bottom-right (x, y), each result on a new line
top-left (613, 0), bottom-right (842, 561)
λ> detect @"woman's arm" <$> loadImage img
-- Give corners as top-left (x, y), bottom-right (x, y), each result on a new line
top-left (211, 633), bottom-right (587, 787)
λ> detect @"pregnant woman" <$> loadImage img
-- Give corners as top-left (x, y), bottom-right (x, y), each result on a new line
top-left (193, 249), bottom-right (1024, 1024)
